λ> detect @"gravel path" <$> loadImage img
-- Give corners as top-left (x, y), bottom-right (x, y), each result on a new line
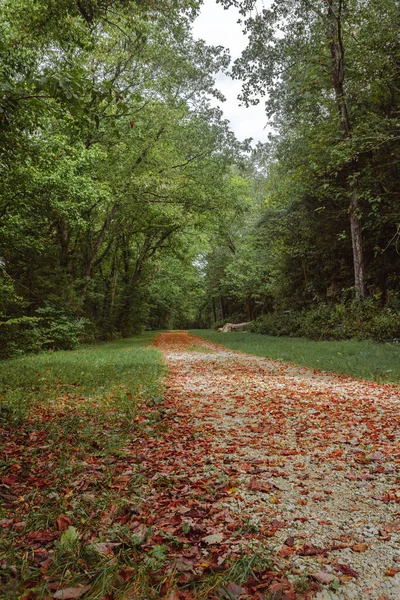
top-left (152, 331), bottom-right (400, 599)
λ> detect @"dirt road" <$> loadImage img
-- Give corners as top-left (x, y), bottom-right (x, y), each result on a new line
top-left (150, 331), bottom-right (400, 599)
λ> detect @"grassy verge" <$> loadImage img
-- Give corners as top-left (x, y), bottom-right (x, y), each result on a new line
top-left (0, 334), bottom-right (168, 599)
top-left (190, 330), bottom-right (400, 384)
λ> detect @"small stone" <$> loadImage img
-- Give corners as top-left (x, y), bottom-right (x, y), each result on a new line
top-left (365, 451), bottom-right (386, 462)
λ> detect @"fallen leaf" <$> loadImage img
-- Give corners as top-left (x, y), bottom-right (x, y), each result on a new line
top-left (26, 530), bottom-right (60, 543)
top-left (223, 582), bottom-right (243, 597)
top-left (53, 584), bottom-right (91, 599)
top-left (381, 522), bottom-right (400, 533)
top-left (284, 536), bottom-right (295, 547)
top-left (311, 571), bottom-right (338, 585)
top-left (385, 567), bottom-right (400, 576)
top-left (352, 543), bottom-right (368, 552)
top-left (297, 544), bottom-right (327, 556)
top-left (92, 542), bottom-right (122, 555)
top-left (335, 562), bottom-right (359, 578)
top-left (365, 451), bottom-right (386, 462)
top-left (202, 533), bottom-right (224, 545)
top-left (56, 515), bottom-right (73, 531)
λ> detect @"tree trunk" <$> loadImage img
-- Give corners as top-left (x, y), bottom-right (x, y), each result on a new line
top-left (82, 201), bottom-right (120, 300)
top-left (212, 298), bottom-right (217, 323)
top-left (327, 0), bottom-right (366, 299)
top-left (220, 297), bottom-right (226, 320)
top-left (247, 298), bottom-right (253, 321)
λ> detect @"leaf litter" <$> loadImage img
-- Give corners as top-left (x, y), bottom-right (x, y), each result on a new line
top-left (1, 330), bottom-right (399, 599)
top-left (152, 332), bottom-right (400, 599)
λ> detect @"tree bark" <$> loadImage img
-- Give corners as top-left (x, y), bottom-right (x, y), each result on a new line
top-left (220, 296), bottom-right (226, 320)
top-left (212, 297), bottom-right (217, 323)
top-left (327, 0), bottom-right (367, 299)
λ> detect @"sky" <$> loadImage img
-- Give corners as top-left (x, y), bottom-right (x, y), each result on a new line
top-left (192, 0), bottom-right (270, 144)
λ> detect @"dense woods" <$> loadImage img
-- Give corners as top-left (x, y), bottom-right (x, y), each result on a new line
top-left (1, 0), bottom-right (399, 357)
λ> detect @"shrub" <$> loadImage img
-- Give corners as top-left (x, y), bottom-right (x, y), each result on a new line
top-left (251, 299), bottom-right (400, 342)
top-left (0, 306), bottom-right (95, 359)
top-left (0, 316), bottom-right (42, 359)
top-left (36, 306), bottom-right (94, 350)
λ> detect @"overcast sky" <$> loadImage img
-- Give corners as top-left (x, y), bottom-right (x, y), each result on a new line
top-left (192, 0), bottom-right (269, 144)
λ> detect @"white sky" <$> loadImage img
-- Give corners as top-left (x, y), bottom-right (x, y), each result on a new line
top-left (192, 0), bottom-right (269, 144)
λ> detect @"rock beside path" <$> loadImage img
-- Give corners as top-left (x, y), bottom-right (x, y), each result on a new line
top-left (219, 321), bottom-right (251, 332)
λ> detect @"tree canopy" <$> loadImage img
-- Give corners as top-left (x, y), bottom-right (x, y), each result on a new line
top-left (1, 0), bottom-right (399, 355)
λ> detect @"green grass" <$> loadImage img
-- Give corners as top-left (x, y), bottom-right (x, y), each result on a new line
top-left (0, 333), bottom-right (164, 425)
top-left (0, 333), bottom-right (169, 598)
top-left (190, 330), bottom-right (400, 384)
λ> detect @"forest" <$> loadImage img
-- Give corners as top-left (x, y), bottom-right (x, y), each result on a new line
top-left (1, 0), bottom-right (400, 357)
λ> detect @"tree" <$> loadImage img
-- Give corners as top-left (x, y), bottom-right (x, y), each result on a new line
top-left (219, 0), bottom-right (400, 300)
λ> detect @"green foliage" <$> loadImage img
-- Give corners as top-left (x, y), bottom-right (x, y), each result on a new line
top-left (0, 0), bottom-right (243, 352)
top-left (0, 307), bottom-right (94, 358)
top-left (209, 0), bottom-right (400, 323)
top-left (251, 300), bottom-right (400, 343)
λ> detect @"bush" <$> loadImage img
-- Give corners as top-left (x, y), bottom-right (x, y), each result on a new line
top-left (36, 306), bottom-right (94, 350)
top-left (251, 299), bottom-right (400, 342)
top-left (250, 311), bottom-right (302, 337)
top-left (0, 306), bottom-right (95, 359)
top-left (0, 316), bottom-right (42, 359)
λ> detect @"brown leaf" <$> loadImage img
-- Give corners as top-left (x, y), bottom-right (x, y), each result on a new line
top-left (26, 530), bottom-right (60, 543)
top-left (224, 582), bottom-right (243, 598)
top-left (335, 562), bottom-right (359, 578)
top-left (381, 522), bottom-right (400, 533)
top-left (297, 544), bottom-right (327, 556)
top-left (385, 567), bottom-right (400, 577)
top-left (284, 536), bottom-right (295, 547)
top-left (365, 451), bottom-right (386, 462)
top-left (352, 543), bottom-right (368, 552)
top-left (53, 585), bottom-right (91, 599)
top-left (56, 515), bottom-right (73, 531)
top-left (115, 567), bottom-right (135, 584)
top-left (92, 542), bottom-right (121, 555)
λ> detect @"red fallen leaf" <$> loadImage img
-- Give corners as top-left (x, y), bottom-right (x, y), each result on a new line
top-left (241, 463), bottom-right (252, 471)
top-left (248, 477), bottom-right (271, 493)
top-left (278, 546), bottom-right (294, 558)
top-left (26, 530), bottom-right (60, 542)
top-left (271, 519), bottom-right (285, 531)
top-left (352, 543), bottom-right (368, 552)
top-left (335, 563), bottom-right (359, 578)
top-left (56, 515), bottom-right (73, 531)
top-left (284, 536), bottom-right (295, 547)
top-left (2, 476), bottom-right (17, 485)
top-left (53, 584), bottom-right (91, 599)
top-left (381, 521), bottom-right (400, 533)
top-left (297, 544), bottom-right (327, 556)
top-left (385, 567), bottom-right (400, 576)
top-left (115, 567), bottom-right (135, 583)
top-left (269, 581), bottom-right (288, 593)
